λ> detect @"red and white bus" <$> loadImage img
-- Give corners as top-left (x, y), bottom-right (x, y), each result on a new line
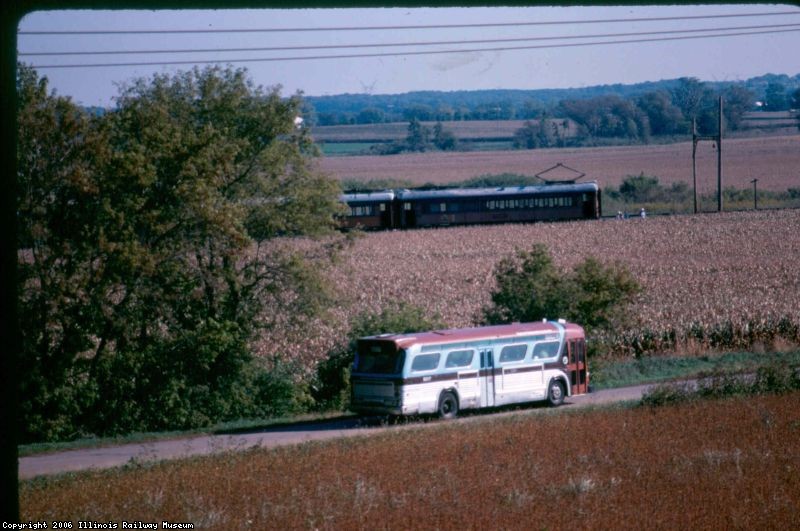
top-left (350, 320), bottom-right (589, 419)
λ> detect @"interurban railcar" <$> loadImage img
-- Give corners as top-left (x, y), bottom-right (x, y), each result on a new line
top-left (340, 182), bottom-right (601, 230)
top-left (350, 320), bottom-right (589, 419)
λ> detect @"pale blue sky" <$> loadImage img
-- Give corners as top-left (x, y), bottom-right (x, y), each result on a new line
top-left (16, 4), bottom-right (800, 107)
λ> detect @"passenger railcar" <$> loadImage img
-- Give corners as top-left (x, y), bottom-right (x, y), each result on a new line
top-left (339, 191), bottom-right (396, 230)
top-left (350, 320), bottom-right (590, 419)
top-left (340, 182), bottom-right (601, 230)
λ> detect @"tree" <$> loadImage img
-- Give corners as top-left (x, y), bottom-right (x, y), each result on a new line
top-left (791, 88), bottom-right (800, 110)
top-left (483, 244), bottom-right (640, 334)
top-left (721, 86), bottom-right (755, 130)
top-left (636, 91), bottom-right (684, 135)
top-left (671, 77), bottom-right (709, 124)
top-left (764, 82), bottom-right (789, 111)
top-left (17, 65), bottom-right (345, 441)
top-left (513, 118), bottom-right (556, 149)
top-left (357, 107), bottom-right (385, 124)
top-left (406, 117), bottom-right (431, 152)
top-left (313, 303), bottom-right (443, 410)
top-left (433, 121), bottom-right (459, 150)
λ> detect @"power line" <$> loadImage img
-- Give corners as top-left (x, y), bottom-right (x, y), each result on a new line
top-left (18, 10), bottom-right (800, 35)
top-left (28, 27), bottom-right (800, 70)
top-left (19, 22), bottom-right (800, 57)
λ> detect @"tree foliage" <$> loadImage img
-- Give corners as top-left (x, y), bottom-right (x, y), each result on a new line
top-left (313, 303), bottom-right (443, 410)
top-left (17, 64), bottom-right (344, 441)
top-left (483, 244), bottom-right (641, 333)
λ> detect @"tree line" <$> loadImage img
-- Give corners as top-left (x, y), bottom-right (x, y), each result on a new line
top-left (306, 75), bottom-right (800, 129)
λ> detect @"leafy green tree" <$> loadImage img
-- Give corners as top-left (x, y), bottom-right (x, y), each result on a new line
top-left (671, 77), bottom-right (709, 124)
top-left (764, 82), bottom-right (789, 111)
top-left (433, 121), bottom-right (459, 150)
top-left (513, 119), bottom-right (556, 149)
top-left (721, 86), bottom-right (755, 130)
top-left (636, 91), bottom-right (684, 135)
top-left (791, 88), bottom-right (800, 110)
top-left (17, 64), bottom-right (344, 441)
top-left (406, 117), bottom-right (431, 152)
top-left (313, 303), bottom-right (443, 410)
top-left (357, 107), bottom-right (386, 124)
top-left (483, 244), bottom-right (640, 334)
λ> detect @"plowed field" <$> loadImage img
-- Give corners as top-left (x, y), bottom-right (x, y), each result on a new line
top-left (317, 134), bottom-right (800, 191)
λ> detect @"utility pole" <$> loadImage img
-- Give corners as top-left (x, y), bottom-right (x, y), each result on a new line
top-left (691, 96), bottom-right (724, 214)
top-left (751, 178), bottom-right (759, 210)
top-left (717, 96), bottom-right (724, 212)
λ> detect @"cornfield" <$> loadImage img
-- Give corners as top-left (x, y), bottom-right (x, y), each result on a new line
top-left (264, 208), bottom-right (800, 369)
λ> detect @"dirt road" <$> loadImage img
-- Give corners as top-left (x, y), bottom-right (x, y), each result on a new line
top-left (19, 383), bottom-right (652, 480)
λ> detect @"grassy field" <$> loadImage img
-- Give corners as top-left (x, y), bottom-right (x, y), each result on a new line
top-left (20, 391), bottom-right (800, 529)
top-left (316, 134), bottom-right (800, 192)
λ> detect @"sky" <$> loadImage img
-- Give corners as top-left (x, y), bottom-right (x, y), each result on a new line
top-left (16, 4), bottom-right (800, 107)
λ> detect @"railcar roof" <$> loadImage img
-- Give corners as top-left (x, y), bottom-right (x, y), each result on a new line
top-left (340, 191), bottom-right (395, 202)
top-left (363, 321), bottom-right (582, 349)
top-left (396, 182), bottom-right (598, 201)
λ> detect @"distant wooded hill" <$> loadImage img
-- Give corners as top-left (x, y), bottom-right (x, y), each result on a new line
top-left (303, 73), bottom-right (800, 126)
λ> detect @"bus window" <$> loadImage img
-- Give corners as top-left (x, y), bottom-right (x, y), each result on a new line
top-left (355, 343), bottom-right (405, 374)
top-left (499, 344), bottom-right (527, 363)
top-left (445, 349), bottom-right (474, 368)
top-left (533, 341), bottom-right (560, 359)
top-left (411, 353), bottom-right (441, 372)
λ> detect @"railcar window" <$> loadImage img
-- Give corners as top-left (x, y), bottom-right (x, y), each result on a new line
top-left (411, 353), bottom-right (441, 372)
top-left (350, 205), bottom-right (374, 217)
top-left (499, 344), bottom-right (527, 363)
top-left (404, 202), bottom-right (411, 211)
top-left (445, 349), bottom-right (474, 368)
top-left (380, 203), bottom-right (386, 212)
top-left (533, 341), bottom-right (560, 359)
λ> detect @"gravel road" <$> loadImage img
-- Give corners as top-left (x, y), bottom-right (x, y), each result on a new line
top-left (19, 383), bottom-right (654, 480)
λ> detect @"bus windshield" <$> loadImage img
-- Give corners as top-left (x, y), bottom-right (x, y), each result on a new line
top-left (354, 340), bottom-right (405, 374)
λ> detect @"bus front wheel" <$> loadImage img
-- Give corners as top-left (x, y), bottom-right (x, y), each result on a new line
top-left (547, 380), bottom-right (565, 407)
top-left (438, 391), bottom-right (459, 419)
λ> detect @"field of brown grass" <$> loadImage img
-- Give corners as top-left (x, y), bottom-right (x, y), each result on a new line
top-left (21, 392), bottom-right (800, 529)
top-left (263, 209), bottom-right (800, 368)
top-left (316, 134), bottom-right (800, 192)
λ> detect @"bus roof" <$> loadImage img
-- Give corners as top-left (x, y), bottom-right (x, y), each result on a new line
top-left (362, 321), bottom-right (584, 349)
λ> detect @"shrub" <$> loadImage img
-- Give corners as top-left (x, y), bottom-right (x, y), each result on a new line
top-left (483, 244), bottom-right (641, 335)
top-left (313, 303), bottom-right (444, 410)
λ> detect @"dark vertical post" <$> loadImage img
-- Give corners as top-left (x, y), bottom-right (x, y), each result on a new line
top-left (752, 179), bottom-right (759, 210)
top-left (717, 96), bottom-right (723, 212)
top-left (1, 2), bottom-right (20, 523)
top-left (692, 118), bottom-right (698, 214)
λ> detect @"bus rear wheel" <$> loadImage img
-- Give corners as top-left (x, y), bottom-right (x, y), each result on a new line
top-left (547, 380), bottom-right (565, 407)
top-left (438, 391), bottom-right (459, 419)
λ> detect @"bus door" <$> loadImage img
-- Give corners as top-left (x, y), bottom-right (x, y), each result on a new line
top-left (567, 339), bottom-right (589, 395)
top-left (479, 349), bottom-right (496, 407)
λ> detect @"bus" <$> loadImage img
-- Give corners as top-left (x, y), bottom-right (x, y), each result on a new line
top-left (350, 320), bottom-right (589, 419)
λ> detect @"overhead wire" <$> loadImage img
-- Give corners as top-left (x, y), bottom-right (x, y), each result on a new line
top-left (17, 9), bottom-right (800, 34)
top-left (18, 22), bottom-right (800, 57)
top-left (25, 26), bottom-right (800, 69)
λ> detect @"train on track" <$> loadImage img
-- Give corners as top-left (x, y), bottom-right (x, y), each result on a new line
top-left (339, 181), bottom-right (602, 230)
